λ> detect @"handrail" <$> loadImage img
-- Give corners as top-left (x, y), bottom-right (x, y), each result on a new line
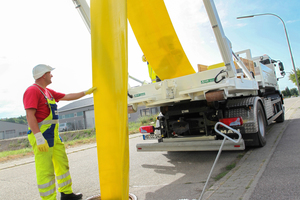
top-left (198, 122), bottom-right (242, 200)
top-left (214, 122), bottom-right (242, 143)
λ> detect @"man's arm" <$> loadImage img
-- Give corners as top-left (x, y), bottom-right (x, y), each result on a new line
top-left (59, 87), bottom-right (97, 101)
top-left (26, 108), bottom-right (40, 134)
top-left (60, 92), bottom-right (85, 101)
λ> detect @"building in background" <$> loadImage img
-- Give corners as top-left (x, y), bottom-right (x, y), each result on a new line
top-left (0, 121), bottom-right (28, 139)
top-left (58, 97), bottom-right (160, 132)
top-left (58, 97), bottom-right (95, 131)
top-left (0, 97), bottom-right (160, 140)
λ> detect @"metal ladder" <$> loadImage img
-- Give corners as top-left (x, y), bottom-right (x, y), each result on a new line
top-left (198, 122), bottom-right (242, 200)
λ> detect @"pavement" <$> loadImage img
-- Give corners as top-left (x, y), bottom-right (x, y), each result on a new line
top-left (1, 98), bottom-right (299, 200)
top-left (0, 143), bottom-right (97, 171)
top-left (202, 98), bottom-right (300, 200)
top-left (249, 106), bottom-right (300, 200)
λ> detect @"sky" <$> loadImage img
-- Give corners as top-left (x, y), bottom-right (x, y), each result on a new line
top-left (0, 0), bottom-right (299, 119)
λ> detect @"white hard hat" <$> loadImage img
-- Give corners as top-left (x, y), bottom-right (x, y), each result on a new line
top-left (32, 64), bottom-right (55, 80)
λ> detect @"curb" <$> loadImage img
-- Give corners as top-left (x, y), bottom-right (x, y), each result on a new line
top-left (202, 98), bottom-right (300, 200)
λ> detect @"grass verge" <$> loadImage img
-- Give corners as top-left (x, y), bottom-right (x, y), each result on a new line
top-left (128, 114), bottom-right (157, 134)
top-left (0, 114), bottom-right (158, 162)
top-left (214, 162), bottom-right (236, 181)
top-left (213, 151), bottom-right (246, 181)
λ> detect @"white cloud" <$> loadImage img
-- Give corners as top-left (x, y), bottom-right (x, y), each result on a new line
top-left (286, 19), bottom-right (300, 24)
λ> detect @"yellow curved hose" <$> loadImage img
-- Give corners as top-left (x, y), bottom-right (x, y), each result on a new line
top-left (91, 0), bottom-right (129, 199)
top-left (128, 0), bottom-right (195, 80)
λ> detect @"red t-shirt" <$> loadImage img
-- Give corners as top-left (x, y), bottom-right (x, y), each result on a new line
top-left (23, 84), bottom-right (65, 123)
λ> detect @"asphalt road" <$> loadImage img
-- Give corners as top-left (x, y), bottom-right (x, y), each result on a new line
top-left (202, 97), bottom-right (300, 200)
top-left (249, 97), bottom-right (300, 200)
top-left (0, 97), bottom-right (298, 200)
top-left (0, 135), bottom-right (242, 200)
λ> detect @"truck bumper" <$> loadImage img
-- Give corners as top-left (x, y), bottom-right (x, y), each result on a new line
top-left (136, 138), bottom-right (245, 152)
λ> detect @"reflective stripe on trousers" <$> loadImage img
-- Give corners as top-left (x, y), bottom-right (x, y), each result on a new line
top-left (57, 171), bottom-right (72, 188)
top-left (28, 135), bottom-right (73, 200)
top-left (38, 179), bottom-right (56, 197)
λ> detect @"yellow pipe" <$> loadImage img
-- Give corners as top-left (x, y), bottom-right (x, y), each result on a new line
top-left (90, 1), bottom-right (129, 199)
top-left (128, 0), bottom-right (195, 80)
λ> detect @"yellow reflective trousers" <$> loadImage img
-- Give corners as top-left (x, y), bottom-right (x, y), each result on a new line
top-left (148, 63), bottom-right (157, 83)
top-left (28, 88), bottom-right (73, 200)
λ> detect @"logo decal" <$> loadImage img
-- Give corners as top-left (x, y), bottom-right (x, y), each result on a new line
top-left (201, 78), bottom-right (214, 84)
top-left (134, 92), bottom-right (146, 97)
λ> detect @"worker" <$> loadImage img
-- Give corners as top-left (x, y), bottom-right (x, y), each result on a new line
top-left (142, 55), bottom-right (161, 83)
top-left (23, 64), bottom-right (97, 200)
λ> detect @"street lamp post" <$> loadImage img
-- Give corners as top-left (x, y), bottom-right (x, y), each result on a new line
top-left (237, 13), bottom-right (300, 94)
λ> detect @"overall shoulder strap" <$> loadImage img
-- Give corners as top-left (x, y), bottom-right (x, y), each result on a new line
top-left (33, 85), bottom-right (55, 101)
top-left (33, 85), bottom-right (58, 126)
top-left (33, 85), bottom-right (48, 101)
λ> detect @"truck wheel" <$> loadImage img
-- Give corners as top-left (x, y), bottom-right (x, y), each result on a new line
top-left (256, 103), bottom-right (267, 147)
top-left (275, 103), bottom-right (285, 123)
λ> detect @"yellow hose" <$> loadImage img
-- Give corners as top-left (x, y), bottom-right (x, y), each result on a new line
top-left (128, 0), bottom-right (195, 80)
top-left (90, 1), bottom-right (129, 199)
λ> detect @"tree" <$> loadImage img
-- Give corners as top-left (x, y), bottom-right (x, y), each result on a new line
top-left (290, 88), bottom-right (299, 96)
top-left (284, 87), bottom-right (291, 97)
top-left (0, 115), bottom-right (27, 124)
top-left (288, 68), bottom-right (300, 87)
top-left (281, 90), bottom-right (287, 97)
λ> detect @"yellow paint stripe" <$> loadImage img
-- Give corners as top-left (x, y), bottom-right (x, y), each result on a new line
top-left (128, 0), bottom-right (195, 80)
top-left (90, 1), bottom-right (129, 199)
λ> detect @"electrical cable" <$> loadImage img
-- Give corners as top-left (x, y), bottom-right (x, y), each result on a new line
top-left (214, 69), bottom-right (227, 83)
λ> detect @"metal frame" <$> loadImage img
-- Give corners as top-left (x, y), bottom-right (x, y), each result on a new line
top-left (198, 122), bottom-right (242, 200)
top-left (128, 66), bottom-right (259, 108)
top-left (203, 0), bottom-right (254, 81)
top-left (136, 137), bottom-right (245, 151)
top-left (72, 0), bottom-right (91, 32)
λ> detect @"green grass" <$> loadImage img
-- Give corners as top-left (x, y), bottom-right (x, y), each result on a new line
top-left (65, 135), bottom-right (96, 147)
top-left (237, 153), bottom-right (245, 159)
top-left (214, 171), bottom-right (229, 181)
top-left (128, 114), bottom-right (157, 134)
top-left (226, 162), bottom-right (236, 170)
top-left (214, 152), bottom-right (245, 180)
top-left (214, 162), bottom-right (236, 181)
top-left (0, 136), bottom-right (97, 161)
top-left (0, 148), bottom-right (33, 158)
top-left (0, 115), bottom-right (158, 161)
top-left (0, 148), bottom-right (34, 162)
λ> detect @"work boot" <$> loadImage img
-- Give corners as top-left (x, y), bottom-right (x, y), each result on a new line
top-left (61, 192), bottom-right (83, 200)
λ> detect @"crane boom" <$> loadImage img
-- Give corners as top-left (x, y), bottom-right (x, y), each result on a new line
top-left (72, 0), bottom-right (91, 32)
top-left (203, 0), bottom-right (253, 80)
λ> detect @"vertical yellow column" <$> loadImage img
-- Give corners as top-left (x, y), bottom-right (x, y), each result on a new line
top-left (90, 1), bottom-right (129, 200)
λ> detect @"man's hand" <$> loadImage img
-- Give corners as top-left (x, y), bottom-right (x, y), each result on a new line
top-left (34, 132), bottom-right (49, 152)
top-left (142, 55), bottom-right (147, 62)
top-left (60, 87), bottom-right (97, 101)
top-left (84, 87), bottom-right (97, 95)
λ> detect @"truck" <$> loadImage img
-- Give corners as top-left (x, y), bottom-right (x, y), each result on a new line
top-left (72, 0), bottom-right (285, 152)
top-left (131, 51), bottom-right (285, 151)
top-left (127, 0), bottom-right (286, 152)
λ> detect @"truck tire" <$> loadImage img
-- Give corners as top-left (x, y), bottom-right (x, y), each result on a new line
top-left (275, 103), bottom-right (285, 123)
top-left (256, 102), bottom-right (267, 147)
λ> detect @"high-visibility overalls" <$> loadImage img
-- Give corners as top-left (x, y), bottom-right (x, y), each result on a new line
top-left (28, 86), bottom-right (73, 200)
top-left (147, 63), bottom-right (157, 83)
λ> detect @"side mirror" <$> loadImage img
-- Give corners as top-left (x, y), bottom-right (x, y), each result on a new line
top-left (278, 62), bottom-right (284, 71)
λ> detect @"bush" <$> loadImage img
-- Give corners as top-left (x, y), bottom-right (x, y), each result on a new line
top-left (128, 114), bottom-right (158, 134)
